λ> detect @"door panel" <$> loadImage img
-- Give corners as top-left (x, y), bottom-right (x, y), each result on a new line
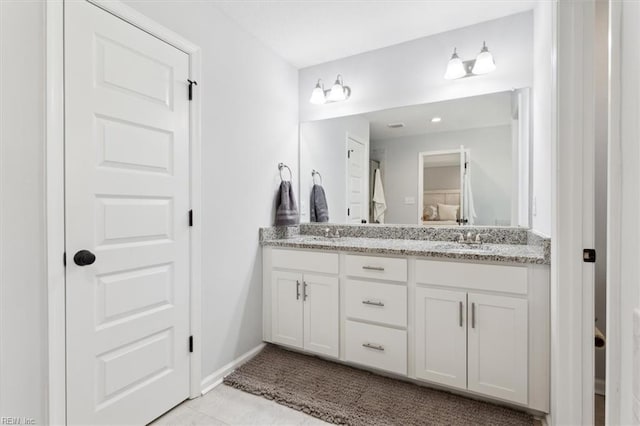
top-left (467, 293), bottom-right (528, 404)
top-left (347, 137), bottom-right (367, 223)
top-left (271, 271), bottom-right (304, 348)
top-left (303, 274), bottom-right (339, 357)
top-left (415, 287), bottom-right (467, 389)
top-left (65, 2), bottom-right (190, 424)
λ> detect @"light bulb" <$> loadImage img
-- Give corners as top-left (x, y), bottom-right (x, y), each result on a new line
top-left (327, 75), bottom-right (347, 102)
top-left (444, 48), bottom-right (466, 80)
top-left (472, 42), bottom-right (496, 75)
top-left (309, 79), bottom-right (326, 104)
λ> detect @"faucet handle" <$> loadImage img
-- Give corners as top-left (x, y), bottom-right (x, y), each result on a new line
top-left (455, 233), bottom-right (465, 242)
top-left (325, 227), bottom-right (331, 238)
top-left (334, 229), bottom-right (341, 238)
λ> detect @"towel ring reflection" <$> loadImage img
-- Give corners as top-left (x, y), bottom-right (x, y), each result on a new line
top-left (312, 169), bottom-right (323, 185)
top-left (278, 163), bottom-right (292, 181)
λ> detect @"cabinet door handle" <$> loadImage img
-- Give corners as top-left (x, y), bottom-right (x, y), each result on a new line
top-left (362, 266), bottom-right (384, 271)
top-left (296, 280), bottom-right (300, 300)
top-left (362, 343), bottom-right (385, 351)
top-left (471, 302), bottom-right (476, 329)
top-left (303, 281), bottom-right (308, 301)
top-left (362, 300), bottom-right (384, 307)
top-left (459, 301), bottom-right (463, 327)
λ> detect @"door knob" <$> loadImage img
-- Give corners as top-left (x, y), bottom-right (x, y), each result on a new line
top-left (74, 250), bottom-right (96, 266)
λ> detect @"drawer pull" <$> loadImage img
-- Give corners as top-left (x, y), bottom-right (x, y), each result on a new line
top-left (362, 343), bottom-right (385, 351)
top-left (296, 280), bottom-right (300, 300)
top-left (362, 300), bottom-right (385, 307)
top-left (303, 281), bottom-right (308, 301)
top-left (362, 266), bottom-right (385, 271)
top-left (471, 302), bottom-right (476, 328)
top-left (459, 301), bottom-right (463, 327)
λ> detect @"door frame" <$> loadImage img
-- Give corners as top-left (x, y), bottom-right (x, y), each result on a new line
top-left (45, 1), bottom-right (203, 424)
top-left (417, 148), bottom-right (466, 225)
top-left (551, 1), bottom-right (596, 424)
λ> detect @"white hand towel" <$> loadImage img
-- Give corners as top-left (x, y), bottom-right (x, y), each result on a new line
top-left (372, 169), bottom-right (387, 224)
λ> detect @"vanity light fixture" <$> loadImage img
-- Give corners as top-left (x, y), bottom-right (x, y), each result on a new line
top-left (444, 42), bottom-right (496, 80)
top-left (309, 75), bottom-right (351, 104)
top-left (472, 41), bottom-right (496, 75)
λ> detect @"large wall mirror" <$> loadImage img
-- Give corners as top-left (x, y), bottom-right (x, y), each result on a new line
top-left (299, 89), bottom-right (530, 227)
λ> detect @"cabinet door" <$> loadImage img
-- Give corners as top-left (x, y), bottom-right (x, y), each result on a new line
top-left (415, 287), bottom-right (467, 389)
top-left (468, 293), bottom-right (528, 404)
top-left (271, 271), bottom-right (303, 349)
top-left (303, 274), bottom-right (339, 358)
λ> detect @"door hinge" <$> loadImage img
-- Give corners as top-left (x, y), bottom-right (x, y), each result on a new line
top-left (188, 79), bottom-right (198, 101)
top-left (189, 335), bottom-right (194, 353)
top-left (189, 210), bottom-right (193, 227)
top-left (583, 248), bottom-right (596, 263)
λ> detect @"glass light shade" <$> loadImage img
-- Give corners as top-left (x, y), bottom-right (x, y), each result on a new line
top-left (309, 82), bottom-right (326, 104)
top-left (444, 50), bottom-right (466, 80)
top-left (472, 43), bottom-right (496, 75)
top-left (327, 82), bottom-right (346, 101)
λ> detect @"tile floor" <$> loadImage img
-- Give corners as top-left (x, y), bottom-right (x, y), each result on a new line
top-left (151, 384), bottom-right (329, 425)
top-left (152, 383), bottom-right (548, 426)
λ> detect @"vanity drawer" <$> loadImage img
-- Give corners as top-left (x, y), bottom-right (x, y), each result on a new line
top-left (345, 320), bottom-right (407, 375)
top-left (272, 249), bottom-right (338, 274)
top-left (345, 280), bottom-right (407, 327)
top-left (345, 254), bottom-right (407, 282)
top-left (415, 260), bottom-right (527, 295)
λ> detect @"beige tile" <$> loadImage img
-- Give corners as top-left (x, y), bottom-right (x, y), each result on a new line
top-left (188, 385), bottom-right (312, 425)
top-left (150, 404), bottom-right (227, 426)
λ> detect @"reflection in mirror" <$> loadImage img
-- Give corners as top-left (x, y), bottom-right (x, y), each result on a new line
top-left (300, 89), bottom-right (530, 227)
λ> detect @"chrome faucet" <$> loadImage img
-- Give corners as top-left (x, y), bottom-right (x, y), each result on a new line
top-left (324, 227), bottom-right (342, 239)
top-left (454, 231), bottom-right (487, 245)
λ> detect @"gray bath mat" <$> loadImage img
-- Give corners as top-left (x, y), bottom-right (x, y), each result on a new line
top-left (223, 344), bottom-right (535, 425)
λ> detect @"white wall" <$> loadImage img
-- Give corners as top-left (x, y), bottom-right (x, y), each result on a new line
top-left (371, 125), bottom-right (512, 225)
top-left (0, 2), bottom-right (47, 423)
top-left (0, 1), bottom-right (298, 421)
top-left (424, 166), bottom-right (460, 190)
top-left (609, 2), bottom-right (640, 423)
top-left (299, 116), bottom-right (370, 223)
top-left (531, 2), bottom-right (553, 236)
top-left (122, 0), bottom-right (299, 384)
top-left (299, 12), bottom-right (533, 123)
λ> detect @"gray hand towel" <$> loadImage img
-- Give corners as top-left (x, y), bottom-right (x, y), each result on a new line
top-left (275, 181), bottom-right (299, 226)
top-left (310, 184), bottom-right (329, 223)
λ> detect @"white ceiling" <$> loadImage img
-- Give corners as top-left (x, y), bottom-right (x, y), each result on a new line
top-left (364, 91), bottom-right (513, 140)
top-left (213, 0), bottom-right (536, 68)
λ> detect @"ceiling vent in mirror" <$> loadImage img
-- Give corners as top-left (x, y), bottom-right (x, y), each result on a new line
top-left (387, 122), bottom-right (405, 129)
top-left (444, 42), bottom-right (496, 80)
top-left (309, 74), bottom-right (351, 105)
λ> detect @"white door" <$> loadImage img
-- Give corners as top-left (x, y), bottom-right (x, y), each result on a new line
top-left (347, 137), bottom-right (367, 223)
top-left (65, 2), bottom-right (191, 424)
top-left (467, 293), bottom-right (528, 404)
top-left (414, 287), bottom-right (467, 389)
top-left (303, 274), bottom-right (339, 357)
top-left (271, 271), bottom-right (304, 349)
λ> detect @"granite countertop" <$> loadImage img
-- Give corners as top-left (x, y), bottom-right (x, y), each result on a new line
top-left (261, 235), bottom-right (548, 265)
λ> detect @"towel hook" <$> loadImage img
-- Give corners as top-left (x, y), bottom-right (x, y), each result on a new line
top-left (278, 163), bottom-right (292, 181)
top-left (312, 169), bottom-right (323, 185)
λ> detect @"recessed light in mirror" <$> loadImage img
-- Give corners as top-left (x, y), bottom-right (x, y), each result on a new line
top-left (431, 117), bottom-right (442, 123)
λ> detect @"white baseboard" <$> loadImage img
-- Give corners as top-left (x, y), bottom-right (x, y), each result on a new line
top-left (595, 378), bottom-right (606, 396)
top-left (200, 343), bottom-right (266, 395)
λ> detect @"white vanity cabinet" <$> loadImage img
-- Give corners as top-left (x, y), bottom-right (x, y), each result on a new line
top-left (263, 246), bottom-right (550, 413)
top-left (414, 259), bottom-right (534, 405)
top-left (267, 250), bottom-right (339, 358)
